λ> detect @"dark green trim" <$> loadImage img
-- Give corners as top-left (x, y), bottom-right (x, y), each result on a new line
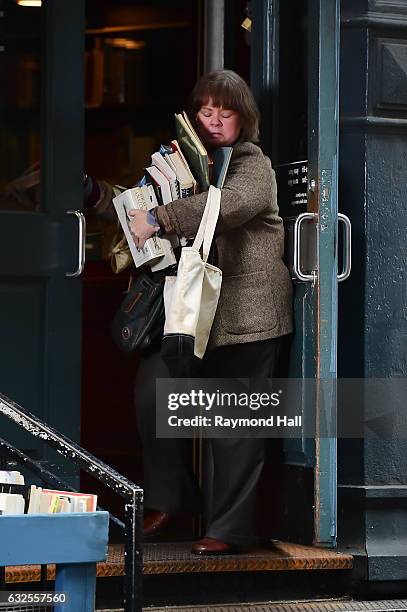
top-left (42, 0), bottom-right (84, 217)
top-left (339, 485), bottom-right (407, 499)
top-left (342, 14), bottom-right (407, 29)
top-left (341, 116), bottom-right (407, 128)
top-left (250, 0), bottom-right (275, 155)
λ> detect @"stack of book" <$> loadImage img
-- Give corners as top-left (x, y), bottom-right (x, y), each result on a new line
top-left (0, 471), bottom-right (97, 515)
top-left (27, 486), bottom-right (97, 514)
top-left (113, 111), bottom-right (233, 270)
top-left (0, 470), bottom-right (26, 515)
top-left (174, 111), bottom-right (233, 191)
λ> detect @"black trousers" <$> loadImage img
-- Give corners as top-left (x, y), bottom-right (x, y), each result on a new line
top-left (134, 337), bottom-right (281, 545)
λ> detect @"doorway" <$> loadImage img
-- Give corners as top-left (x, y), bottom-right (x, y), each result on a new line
top-left (0, 0), bottom-right (340, 550)
top-left (80, 0), bottom-right (203, 527)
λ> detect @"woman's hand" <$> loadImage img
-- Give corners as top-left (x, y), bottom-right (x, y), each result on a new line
top-left (128, 209), bottom-right (160, 249)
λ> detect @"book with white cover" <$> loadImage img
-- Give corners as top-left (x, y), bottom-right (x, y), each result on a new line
top-left (113, 187), bottom-right (164, 269)
top-left (0, 470), bottom-right (25, 484)
top-left (141, 185), bottom-right (177, 271)
top-left (27, 485), bottom-right (42, 513)
top-left (151, 152), bottom-right (180, 200)
top-left (0, 493), bottom-right (25, 515)
top-left (145, 166), bottom-right (172, 204)
top-left (146, 168), bottom-right (189, 248)
top-left (59, 496), bottom-right (73, 513)
top-left (39, 491), bottom-right (53, 513)
top-left (146, 184), bottom-right (180, 252)
top-left (163, 153), bottom-right (176, 174)
top-left (33, 487), bottom-right (98, 513)
top-left (165, 151), bottom-right (195, 198)
top-left (42, 489), bottom-right (98, 512)
top-left (49, 494), bottom-right (73, 514)
top-left (171, 140), bottom-right (197, 193)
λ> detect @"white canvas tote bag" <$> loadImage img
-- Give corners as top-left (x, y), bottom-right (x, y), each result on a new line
top-left (162, 186), bottom-right (222, 359)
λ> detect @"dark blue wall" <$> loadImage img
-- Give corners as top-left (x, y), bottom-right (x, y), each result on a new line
top-left (338, 0), bottom-right (407, 582)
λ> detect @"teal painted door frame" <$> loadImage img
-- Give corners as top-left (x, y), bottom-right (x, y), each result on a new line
top-left (251, 0), bottom-right (340, 547)
top-left (308, 0), bottom-right (340, 548)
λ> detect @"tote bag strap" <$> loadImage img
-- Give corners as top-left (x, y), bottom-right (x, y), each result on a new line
top-left (192, 185), bottom-right (221, 263)
top-left (202, 186), bottom-right (221, 262)
top-left (192, 192), bottom-right (210, 253)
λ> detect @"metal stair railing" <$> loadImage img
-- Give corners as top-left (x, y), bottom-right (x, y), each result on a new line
top-left (0, 391), bottom-right (143, 612)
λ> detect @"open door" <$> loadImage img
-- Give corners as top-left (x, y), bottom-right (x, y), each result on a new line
top-left (0, 0), bottom-right (85, 485)
top-left (259, 0), bottom-right (342, 548)
top-left (306, 0), bottom-right (341, 547)
top-left (308, 0), bottom-right (340, 547)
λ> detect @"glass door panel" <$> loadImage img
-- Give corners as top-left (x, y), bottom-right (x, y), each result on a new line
top-left (0, 0), bottom-right (84, 487)
top-left (0, 0), bottom-right (41, 212)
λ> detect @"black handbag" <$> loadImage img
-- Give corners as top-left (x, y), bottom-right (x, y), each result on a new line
top-left (111, 272), bottom-right (165, 353)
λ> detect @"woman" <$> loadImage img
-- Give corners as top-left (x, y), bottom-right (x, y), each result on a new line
top-left (128, 70), bottom-right (293, 555)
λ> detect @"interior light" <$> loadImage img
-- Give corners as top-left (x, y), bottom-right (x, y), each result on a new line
top-left (16, 0), bottom-right (42, 6)
top-left (241, 17), bottom-right (252, 32)
top-left (105, 38), bottom-right (145, 51)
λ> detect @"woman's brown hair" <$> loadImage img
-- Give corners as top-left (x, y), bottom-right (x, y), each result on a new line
top-left (188, 69), bottom-right (260, 143)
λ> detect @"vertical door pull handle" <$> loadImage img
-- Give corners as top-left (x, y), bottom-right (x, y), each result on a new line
top-left (293, 212), bottom-right (317, 282)
top-left (338, 213), bottom-right (351, 282)
top-left (65, 210), bottom-right (86, 277)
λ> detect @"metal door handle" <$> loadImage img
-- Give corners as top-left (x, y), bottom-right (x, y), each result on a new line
top-left (338, 213), bottom-right (351, 282)
top-left (293, 212), bottom-right (317, 282)
top-left (65, 210), bottom-right (86, 277)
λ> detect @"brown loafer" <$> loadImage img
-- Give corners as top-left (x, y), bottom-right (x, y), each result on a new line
top-left (143, 511), bottom-right (177, 538)
top-left (191, 536), bottom-right (236, 556)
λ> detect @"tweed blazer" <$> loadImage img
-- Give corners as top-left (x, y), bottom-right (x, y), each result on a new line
top-left (155, 141), bottom-right (293, 349)
top-left (95, 141), bottom-right (293, 349)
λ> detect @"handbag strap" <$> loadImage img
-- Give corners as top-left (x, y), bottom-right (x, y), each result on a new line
top-left (192, 185), bottom-right (221, 263)
top-left (112, 184), bottom-right (126, 197)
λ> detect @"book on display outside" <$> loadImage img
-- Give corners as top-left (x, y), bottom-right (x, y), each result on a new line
top-left (0, 471), bottom-right (98, 515)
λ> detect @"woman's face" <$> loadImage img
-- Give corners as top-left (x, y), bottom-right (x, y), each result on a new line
top-left (196, 98), bottom-right (241, 148)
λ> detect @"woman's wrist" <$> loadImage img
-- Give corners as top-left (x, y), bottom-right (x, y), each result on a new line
top-left (146, 210), bottom-right (160, 228)
top-left (153, 205), bottom-right (175, 236)
top-left (146, 208), bottom-right (164, 237)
